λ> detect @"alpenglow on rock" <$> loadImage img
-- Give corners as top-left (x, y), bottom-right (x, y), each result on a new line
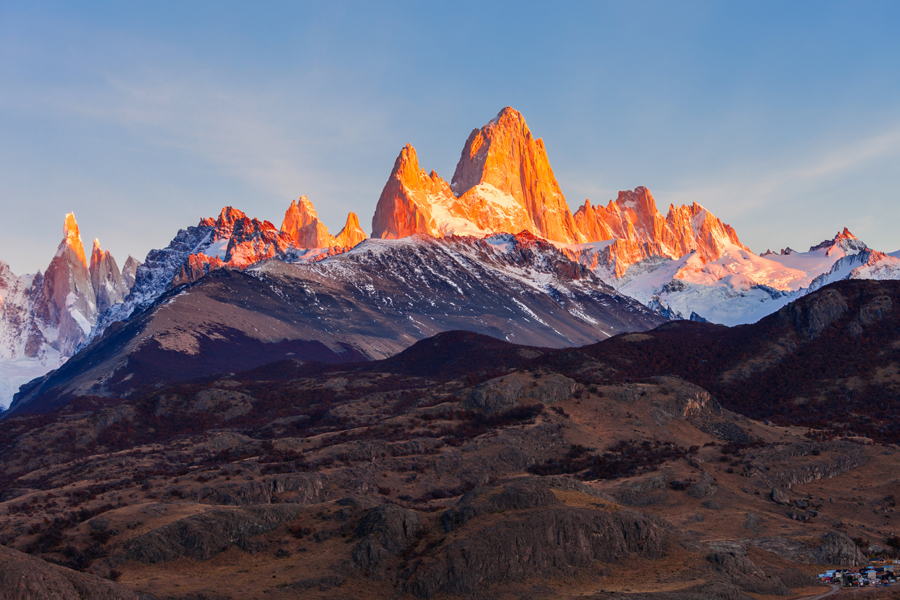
top-left (281, 196), bottom-right (368, 250)
top-left (372, 108), bottom-right (583, 243)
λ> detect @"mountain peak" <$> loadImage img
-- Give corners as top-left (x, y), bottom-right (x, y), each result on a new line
top-left (449, 108), bottom-right (581, 243)
top-left (808, 227), bottom-right (867, 253)
top-left (62, 213), bottom-right (87, 268)
top-left (334, 212), bottom-right (367, 248)
top-left (836, 227), bottom-right (857, 241)
top-left (90, 238), bottom-right (105, 268)
top-left (281, 196), bottom-right (333, 248)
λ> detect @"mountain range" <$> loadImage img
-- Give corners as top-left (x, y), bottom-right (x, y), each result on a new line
top-left (3, 107), bottom-right (900, 600)
top-left (1, 106), bottom-right (898, 410)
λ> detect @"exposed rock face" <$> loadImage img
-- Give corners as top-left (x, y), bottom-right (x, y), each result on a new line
top-left (281, 196), bottom-right (335, 248)
top-left (370, 108), bottom-right (750, 282)
top-left (173, 206), bottom-right (295, 286)
top-left (38, 215), bottom-right (98, 356)
top-left (122, 505), bottom-right (300, 563)
top-left (120, 255), bottom-right (141, 292)
top-left (570, 188), bottom-right (749, 277)
top-left (464, 372), bottom-right (576, 414)
top-left (0, 214), bottom-right (131, 406)
top-left (352, 504), bottom-right (421, 574)
top-left (372, 109), bottom-right (582, 243)
top-left (371, 144), bottom-right (452, 239)
top-left (406, 479), bottom-right (669, 598)
top-left (750, 531), bottom-right (865, 567)
top-left (451, 107), bottom-right (582, 243)
top-left (784, 288), bottom-right (848, 339)
top-left (89, 239), bottom-right (128, 313)
top-left (706, 544), bottom-right (791, 596)
top-left (0, 544), bottom-right (140, 600)
top-left (334, 212), bottom-right (367, 248)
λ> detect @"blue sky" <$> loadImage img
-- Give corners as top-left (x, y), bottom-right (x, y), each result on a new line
top-left (1, 1), bottom-right (899, 274)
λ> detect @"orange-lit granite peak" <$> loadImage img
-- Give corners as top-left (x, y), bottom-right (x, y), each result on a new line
top-left (371, 144), bottom-right (451, 239)
top-left (836, 227), bottom-right (858, 242)
top-left (571, 187), bottom-right (749, 277)
top-left (334, 212), bottom-right (367, 248)
top-left (451, 107), bottom-right (583, 243)
top-left (372, 109), bottom-right (583, 242)
top-left (281, 196), bottom-right (335, 248)
top-left (62, 212), bottom-right (88, 268)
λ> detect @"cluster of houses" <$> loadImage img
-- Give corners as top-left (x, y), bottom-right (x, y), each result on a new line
top-left (820, 562), bottom-right (896, 587)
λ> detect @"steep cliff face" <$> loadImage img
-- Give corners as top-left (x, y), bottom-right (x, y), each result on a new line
top-left (281, 196), bottom-right (335, 248)
top-left (36, 215), bottom-right (99, 356)
top-left (571, 187), bottom-right (750, 277)
top-left (371, 144), bottom-right (452, 239)
top-left (334, 212), bottom-right (367, 248)
top-left (121, 255), bottom-right (141, 291)
top-left (174, 207), bottom-right (295, 286)
top-left (372, 109), bottom-right (581, 243)
top-left (89, 239), bottom-right (128, 313)
top-left (451, 107), bottom-right (582, 243)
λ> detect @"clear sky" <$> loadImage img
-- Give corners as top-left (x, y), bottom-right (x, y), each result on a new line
top-left (1, 1), bottom-right (899, 274)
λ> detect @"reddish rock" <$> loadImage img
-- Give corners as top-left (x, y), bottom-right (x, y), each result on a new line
top-left (281, 196), bottom-right (335, 248)
top-left (63, 212), bottom-right (88, 268)
top-left (451, 107), bottom-right (583, 243)
top-left (371, 144), bottom-right (449, 239)
top-left (173, 253), bottom-right (227, 287)
top-left (572, 187), bottom-right (749, 276)
top-left (334, 212), bottom-right (367, 248)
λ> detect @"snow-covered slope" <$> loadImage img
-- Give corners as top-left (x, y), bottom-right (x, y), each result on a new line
top-left (603, 230), bottom-right (895, 325)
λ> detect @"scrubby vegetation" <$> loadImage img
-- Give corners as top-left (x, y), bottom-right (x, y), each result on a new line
top-left (528, 440), bottom-right (695, 480)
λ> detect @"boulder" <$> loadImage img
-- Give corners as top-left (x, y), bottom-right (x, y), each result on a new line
top-left (770, 489), bottom-right (790, 505)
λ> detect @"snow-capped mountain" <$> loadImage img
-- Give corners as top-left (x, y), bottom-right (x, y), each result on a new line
top-left (10, 231), bottom-right (663, 415)
top-left (600, 228), bottom-right (886, 326)
top-left (7, 105), bottom-right (899, 410)
top-left (0, 214), bottom-right (137, 408)
top-left (363, 106), bottom-right (900, 326)
top-left (84, 202), bottom-right (367, 349)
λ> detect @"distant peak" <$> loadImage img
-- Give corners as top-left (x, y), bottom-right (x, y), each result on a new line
top-left (62, 212), bottom-right (87, 267)
top-left (808, 227), bottom-right (866, 253)
top-left (836, 227), bottom-right (857, 240)
top-left (216, 206), bottom-right (247, 227)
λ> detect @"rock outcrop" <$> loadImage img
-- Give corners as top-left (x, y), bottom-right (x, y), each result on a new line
top-left (334, 211), bottom-right (367, 248)
top-left (406, 478), bottom-right (669, 598)
top-left (0, 544), bottom-right (140, 600)
top-left (122, 505), bottom-right (301, 563)
top-left (281, 196), bottom-right (334, 248)
top-left (89, 239), bottom-right (128, 313)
